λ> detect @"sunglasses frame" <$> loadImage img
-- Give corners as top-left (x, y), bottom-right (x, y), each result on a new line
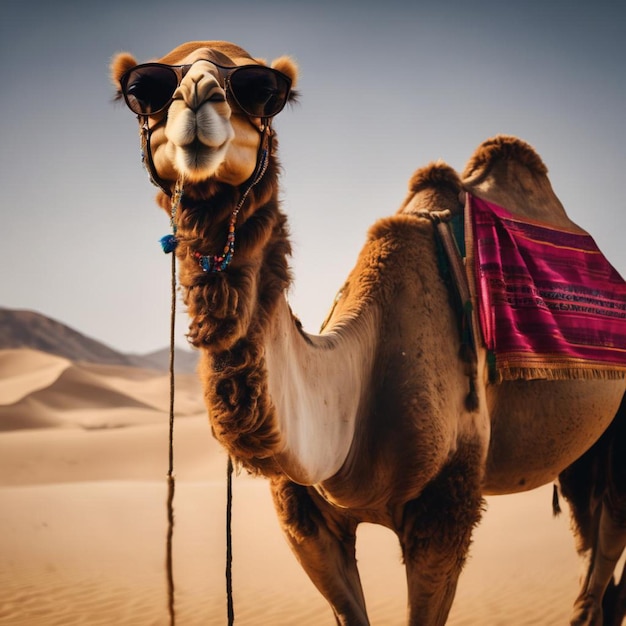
top-left (120, 59), bottom-right (292, 119)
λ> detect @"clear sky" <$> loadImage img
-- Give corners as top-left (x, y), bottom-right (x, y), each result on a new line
top-left (1, 0), bottom-right (624, 354)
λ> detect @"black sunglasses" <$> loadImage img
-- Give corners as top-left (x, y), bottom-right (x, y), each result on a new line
top-left (120, 60), bottom-right (292, 118)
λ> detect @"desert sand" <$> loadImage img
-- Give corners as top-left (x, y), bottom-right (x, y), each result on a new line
top-left (0, 348), bottom-right (607, 625)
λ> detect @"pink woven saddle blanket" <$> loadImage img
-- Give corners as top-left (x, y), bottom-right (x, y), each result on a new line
top-left (467, 194), bottom-right (626, 381)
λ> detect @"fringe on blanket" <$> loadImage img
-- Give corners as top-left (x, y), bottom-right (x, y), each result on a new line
top-left (490, 362), bottom-right (626, 383)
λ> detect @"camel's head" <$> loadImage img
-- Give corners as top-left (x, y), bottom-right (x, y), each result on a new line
top-left (111, 41), bottom-right (298, 191)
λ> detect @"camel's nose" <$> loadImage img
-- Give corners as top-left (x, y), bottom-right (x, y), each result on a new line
top-left (175, 65), bottom-right (227, 112)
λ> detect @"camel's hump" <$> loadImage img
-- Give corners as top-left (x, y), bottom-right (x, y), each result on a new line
top-left (462, 135), bottom-right (547, 182)
top-left (461, 135), bottom-right (582, 230)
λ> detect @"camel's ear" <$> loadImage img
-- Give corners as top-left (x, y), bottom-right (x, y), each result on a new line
top-left (271, 55), bottom-right (299, 91)
top-left (110, 52), bottom-right (138, 98)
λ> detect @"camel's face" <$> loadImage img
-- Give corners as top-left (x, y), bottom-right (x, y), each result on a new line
top-left (111, 41), bottom-right (298, 187)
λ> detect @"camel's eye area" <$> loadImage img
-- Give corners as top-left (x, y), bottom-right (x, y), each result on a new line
top-left (226, 66), bottom-right (291, 118)
top-left (121, 64), bottom-right (181, 116)
top-left (119, 60), bottom-right (291, 119)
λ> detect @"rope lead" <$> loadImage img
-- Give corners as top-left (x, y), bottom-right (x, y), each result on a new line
top-left (226, 456), bottom-right (234, 625)
top-left (166, 249), bottom-right (177, 625)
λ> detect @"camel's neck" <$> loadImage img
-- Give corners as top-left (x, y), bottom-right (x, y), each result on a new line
top-left (264, 296), bottom-right (378, 484)
top-left (175, 174), bottom-right (376, 482)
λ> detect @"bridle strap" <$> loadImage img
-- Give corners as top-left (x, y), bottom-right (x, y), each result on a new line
top-left (139, 117), bottom-right (173, 196)
top-left (249, 120), bottom-right (272, 185)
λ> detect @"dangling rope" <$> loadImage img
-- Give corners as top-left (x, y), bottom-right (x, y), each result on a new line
top-left (226, 456), bottom-right (234, 625)
top-left (166, 242), bottom-right (177, 626)
top-left (162, 180), bottom-right (183, 626)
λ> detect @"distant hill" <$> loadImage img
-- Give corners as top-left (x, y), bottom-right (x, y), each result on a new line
top-left (129, 347), bottom-right (200, 375)
top-left (0, 308), bottom-right (198, 373)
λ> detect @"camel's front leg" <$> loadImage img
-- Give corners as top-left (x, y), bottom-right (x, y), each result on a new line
top-left (270, 477), bottom-right (369, 626)
top-left (398, 444), bottom-right (485, 626)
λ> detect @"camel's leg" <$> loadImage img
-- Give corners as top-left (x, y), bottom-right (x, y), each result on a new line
top-left (563, 393), bottom-right (626, 626)
top-left (270, 477), bottom-right (369, 626)
top-left (570, 502), bottom-right (626, 626)
top-left (398, 443), bottom-right (485, 626)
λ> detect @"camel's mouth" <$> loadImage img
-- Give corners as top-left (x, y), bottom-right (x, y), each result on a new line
top-left (184, 137), bottom-right (218, 153)
top-left (173, 139), bottom-right (230, 181)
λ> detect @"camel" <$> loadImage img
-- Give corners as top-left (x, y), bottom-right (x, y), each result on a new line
top-left (111, 40), bottom-right (626, 625)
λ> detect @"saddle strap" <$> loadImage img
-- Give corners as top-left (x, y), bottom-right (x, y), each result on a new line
top-left (419, 209), bottom-right (479, 411)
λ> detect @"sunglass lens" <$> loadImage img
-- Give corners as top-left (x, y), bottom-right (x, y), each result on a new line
top-left (123, 66), bottom-right (178, 115)
top-left (229, 67), bottom-right (290, 117)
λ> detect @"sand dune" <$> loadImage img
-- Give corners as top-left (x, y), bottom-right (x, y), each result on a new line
top-left (0, 349), bottom-right (70, 405)
top-left (0, 347), bottom-right (607, 625)
top-left (0, 349), bottom-right (203, 431)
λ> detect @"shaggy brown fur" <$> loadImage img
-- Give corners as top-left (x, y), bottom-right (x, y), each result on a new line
top-left (462, 134), bottom-right (548, 183)
top-left (400, 161), bottom-right (465, 220)
top-left (166, 139), bottom-right (291, 471)
top-left (400, 439), bottom-right (485, 566)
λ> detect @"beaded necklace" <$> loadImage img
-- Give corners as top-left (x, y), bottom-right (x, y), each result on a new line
top-left (159, 144), bottom-right (269, 273)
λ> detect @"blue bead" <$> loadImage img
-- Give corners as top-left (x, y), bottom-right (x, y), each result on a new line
top-left (160, 234), bottom-right (178, 254)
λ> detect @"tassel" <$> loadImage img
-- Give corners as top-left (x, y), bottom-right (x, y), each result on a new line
top-left (160, 234), bottom-right (178, 254)
top-left (552, 483), bottom-right (562, 517)
top-left (465, 376), bottom-right (479, 412)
